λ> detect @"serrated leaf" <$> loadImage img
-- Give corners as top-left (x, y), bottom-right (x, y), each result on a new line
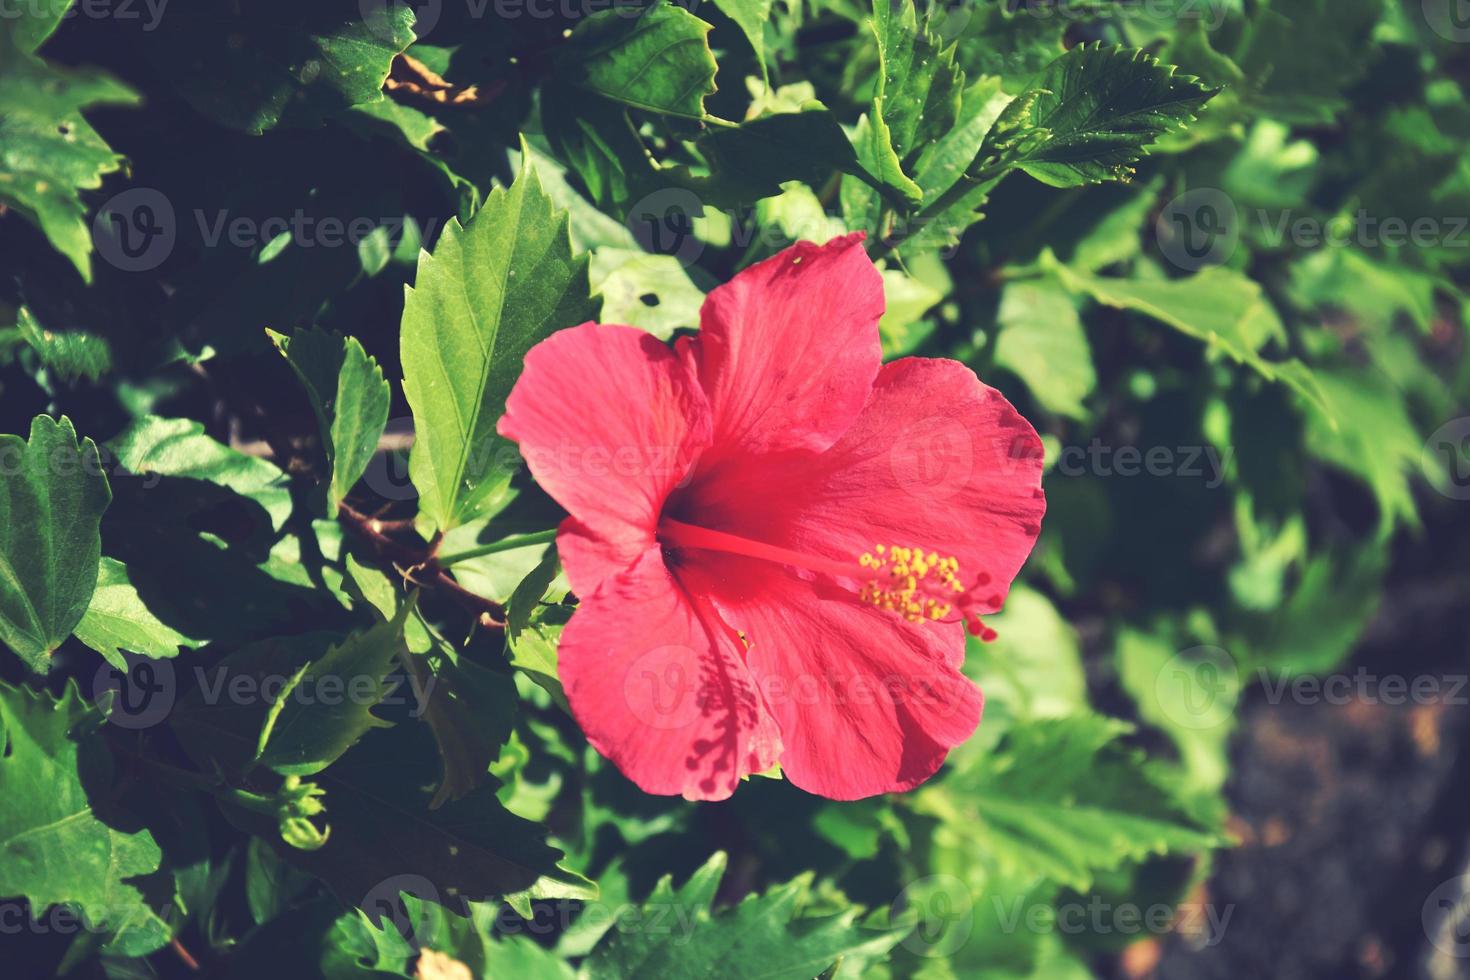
top-left (863, 0), bottom-right (966, 207)
top-left (402, 161), bottom-right (596, 534)
top-left (0, 683), bottom-right (169, 955)
top-left (993, 280), bottom-right (1095, 420)
top-left (257, 613), bottom-right (409, 777)
top-left (0, 415), bottom-right (110, 672)
top-left (74, 557), bottom-right (193, 669)
top-left (986, 43), bottom-right (1217, 187)
top-left (268, 327), bottom-right (391, 513)
top-left (919, 714), bottom-right (1221, 892)
top-left (585, 852), bottom-right (907, 980)
top-left (559, 2), bottom-right (718, 120)
top-left (0, 48), bottom-right (139, 281)
top-left (16, 305), bottom-right (112, 381)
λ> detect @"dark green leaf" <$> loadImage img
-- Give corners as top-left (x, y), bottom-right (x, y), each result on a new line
top-left (0, 415), bottom-right (110, 671)
top-left (269, 327), bottom-right (391, 512)
top-left (0, 683), bottom-right (169, 955)
top-left (402, 160), bottom-right (596, 533)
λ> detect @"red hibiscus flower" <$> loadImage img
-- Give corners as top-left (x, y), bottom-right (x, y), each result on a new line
top-left (498, 234), bottom-right (1046, 801)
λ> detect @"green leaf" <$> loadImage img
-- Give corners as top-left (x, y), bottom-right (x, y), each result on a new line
top-left (1115, 629), bottom-right (1234, 796)
top-left (268, 327), bottom-right (391, 512)
top-left (993, 280), bottom-right (1095, 420)
top-left (711, 0), bottom-right (773, 71)
top-left (74, 557), bottom-right (193, 669)
top-left (402, 160), bottom-right (596, 533)
top-left (963, 585), bottom-right (1088, 741)
top-left (139, 2), bottom-right (416, 134)
top-left (1252, 544), bottom-right (1386, 676)
top-left (1049, 260), bottom-right (1331, 418)
top-left (505, 548), bottom-right (570, 710)
top-left (1303, 368), bottom-right (1424, 538)
top-left (984, 44), bottom-right (1217, 187)
top-left (0, 50), bottom-right (139, 281)
top-left (695, 109), bottom-right (861, 207)
top-left (863, 0), bottom-right (966, 207)
top-left (585, 852), bottom-right (908, 980)
top-left (559, 2), bottom-right (718, 120)
top-left (345, 556), bottom-right (512, 809)
top-left (0, 683), bottom-right (169, 955)
top-left (256, 613), bottom-right (409, 777)
top-left (106, 415), bottom-right (293, 532)
top-left (16, 305), bottom-right (112, 381)
top-left (239, 721), bottom-right (594, 915)
top-left (919, 714), bottom-right (1222, 892)
top-left (5, 0), bottom-right (72, 54)
top-left (0, 415), bottom-right (111, 672)
top-left (590, 247), bottom-right (704, 340)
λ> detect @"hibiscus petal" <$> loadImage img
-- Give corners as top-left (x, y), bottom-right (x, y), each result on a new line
top-left (691, 357), bottom-right (1046, 618)
top-left (680, 554), bottom-right (981, 800)
top-left (683, 233), bottom-right (883, 468)
top-left (558, 547), bottom-right (782, 801)
top-left (499, 323), bottom-right (712, 596)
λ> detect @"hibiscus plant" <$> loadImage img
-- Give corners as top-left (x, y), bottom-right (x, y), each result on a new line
top-left (1, 0), bottom-right (1466, 978)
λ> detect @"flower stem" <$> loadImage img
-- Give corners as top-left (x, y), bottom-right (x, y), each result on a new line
top-left (437, 529), bottom-right (558, 567)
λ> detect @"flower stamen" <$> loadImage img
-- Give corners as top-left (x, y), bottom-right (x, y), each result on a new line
top-left (858, 544), bottom-right (998, 641)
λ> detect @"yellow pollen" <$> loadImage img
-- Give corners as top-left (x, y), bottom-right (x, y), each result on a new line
top-left (857, 543), bottom-right (966, 624)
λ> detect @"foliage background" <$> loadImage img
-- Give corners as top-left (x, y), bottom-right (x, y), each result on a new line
top-left (2, 1), bottom-right (1469, 978)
